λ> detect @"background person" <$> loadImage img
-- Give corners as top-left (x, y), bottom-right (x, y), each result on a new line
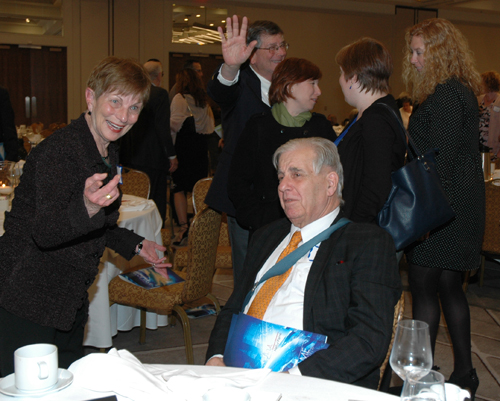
top-left (119, 59), bottom-right (177, 226)
top-left (228, 57), bottom-right (334, 238)
top-left (478, 70), bottom-right (500, 160)
top-left (170, 68), bottom-right (214, 246)
top-left (0, 86), bottom-right (19, 161)
top-left (403, 18), bottom-right (484, 400)
top-left (0, 57), bottom-right (168, 376)
top-left (335, 37), bottom-right (406, 223)
top-left (205, 16), bottom-right (287, 285)
top-left (399, 95), bottom-right (413, 130)
top-left (169, 59), bottom-right (203, 104)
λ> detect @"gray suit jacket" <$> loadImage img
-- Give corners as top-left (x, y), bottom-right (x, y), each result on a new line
top-left (206, 212), bottom-right (401, 389)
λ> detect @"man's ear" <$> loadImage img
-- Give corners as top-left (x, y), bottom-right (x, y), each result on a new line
top-left (85, 88), bottom-right (95, 113)
top-left (326, 171), bottom-right (339, 197)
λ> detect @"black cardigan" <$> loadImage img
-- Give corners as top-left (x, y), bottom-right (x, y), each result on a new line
top-left (337, 95), bottom-right (406, 223)
top-left (228, 111), bottom-right (335, 236)
top-left (0, 113), bottom-right (142, 330)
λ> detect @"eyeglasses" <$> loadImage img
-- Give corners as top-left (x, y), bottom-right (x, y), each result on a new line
top-left (255, 42), bottom-right (289, 54)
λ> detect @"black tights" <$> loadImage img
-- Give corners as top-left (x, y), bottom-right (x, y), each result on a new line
top-left (408, 264), bottom-right (472, 376)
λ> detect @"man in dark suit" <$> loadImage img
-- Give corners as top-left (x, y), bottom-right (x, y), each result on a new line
top-left (206, 137), bottom-right (401, 389)
top-left (0, 86), bottom-right (19, 161)
top-left (119, 59), bottom-right (177, 224)
top-left (205, 16), bottom-right (287, 285)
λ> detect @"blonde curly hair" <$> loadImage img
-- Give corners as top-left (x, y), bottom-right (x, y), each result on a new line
top-left (402, 18), bottom-right (481, 104)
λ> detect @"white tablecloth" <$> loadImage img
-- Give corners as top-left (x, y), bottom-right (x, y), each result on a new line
top-left (83, 195), bottom-right (166, 348)
top-left (0, 354), bottom-right (400, 401)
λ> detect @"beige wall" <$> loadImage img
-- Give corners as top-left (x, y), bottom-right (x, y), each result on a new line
top-left (0, 0), bottom-right (499, 123)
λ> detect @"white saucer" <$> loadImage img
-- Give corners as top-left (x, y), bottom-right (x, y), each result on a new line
top-left (0, 368), bottom-right (73, 397)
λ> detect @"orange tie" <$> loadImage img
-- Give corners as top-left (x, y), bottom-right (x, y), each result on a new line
top-left (247, 231), bottom-right (302, 320)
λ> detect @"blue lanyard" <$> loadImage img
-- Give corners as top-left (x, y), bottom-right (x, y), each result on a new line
top-left (241, 218), bottom-right (351, 311)
top-left (334, 115), bottom-right (358, 146)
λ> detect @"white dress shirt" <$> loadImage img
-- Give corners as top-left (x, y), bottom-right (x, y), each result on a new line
top-left (243, 208), bottom-right (340, 331)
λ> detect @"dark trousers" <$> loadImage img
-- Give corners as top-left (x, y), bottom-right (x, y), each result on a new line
top-left (0, 306), bottom-right (86, 376)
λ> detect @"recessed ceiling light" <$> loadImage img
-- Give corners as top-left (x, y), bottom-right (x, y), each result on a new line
top-left (184, 18), bottom-right (188, 21)
top-left (209, 23), bottom-right (214, 26)
top-left (26, 18), bottom-right (30, 23)
top-left (196, 14), bottom-right (201, 17)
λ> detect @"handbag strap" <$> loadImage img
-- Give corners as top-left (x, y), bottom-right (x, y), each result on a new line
top-left (376, 102), bottom-right (424, 161)
top-left (241, 217), bottom-right (351, 311)
top-left (334, 116), bottom-right (358, 146)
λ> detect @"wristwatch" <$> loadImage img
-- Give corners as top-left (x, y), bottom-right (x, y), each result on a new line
top-left (135, 241), bottom-right (143, 255)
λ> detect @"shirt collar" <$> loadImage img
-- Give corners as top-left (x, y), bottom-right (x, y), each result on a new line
top-left (290, 207), bottom-right (340, 243)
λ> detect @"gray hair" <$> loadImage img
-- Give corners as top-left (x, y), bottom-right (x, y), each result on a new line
top-left (273, 137), bottom-right (344, 205)
top-left (247, 20), bottom-right (283, 47)
top-left (143, 60), bottom-right (162, 82)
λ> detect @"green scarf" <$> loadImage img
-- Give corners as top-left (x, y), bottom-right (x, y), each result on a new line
top-left (271, 102), bottom-right (312, 128)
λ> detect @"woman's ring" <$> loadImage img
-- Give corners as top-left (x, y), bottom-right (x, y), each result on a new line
top-left (153, 263), bottom-right (156, 268)
top-left (105, 194), bottom-right (112, 200)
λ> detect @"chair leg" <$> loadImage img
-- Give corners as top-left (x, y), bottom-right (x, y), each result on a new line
top-left (139, 308), bottom-right (147, 344)
top-left (173, 305), bottom-right (194, 364)
top-left (480, 255), bottom-right (485, 287)
top-left (206, 293), bottom-right (221, 314)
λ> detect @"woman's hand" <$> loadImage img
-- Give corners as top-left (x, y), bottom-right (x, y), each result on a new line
top-left (84, 173), bottom-right (121, 218)
top-left (218, 15), bottom-right (257, 80)
top-left (138, 240), bottom-right (168, 267)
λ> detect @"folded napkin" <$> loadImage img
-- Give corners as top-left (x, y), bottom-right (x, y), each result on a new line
top-left (120, 194), bottom-right (155, 212)
top-left (69, 349), bottom-right (280, 401)
top-left (69, 349), bottom-right (184, 401)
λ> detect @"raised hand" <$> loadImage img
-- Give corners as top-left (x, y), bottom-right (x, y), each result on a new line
top-left (218, 15), bottom-right (257, 80)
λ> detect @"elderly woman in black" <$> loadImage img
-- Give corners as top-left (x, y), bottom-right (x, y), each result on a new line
top-left (0, 57), bottom-right (167, 375)
top-left (228, 57), bottom-right (334, 239)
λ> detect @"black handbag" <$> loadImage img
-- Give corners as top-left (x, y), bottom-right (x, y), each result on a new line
top-left (376, 104), bottom-right (456, 251)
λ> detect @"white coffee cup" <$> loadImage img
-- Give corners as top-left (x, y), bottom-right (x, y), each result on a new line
top-left (14, 344), bottom-right (58, 392)
top-left (203, 387), bottom-right (251, 401)
top-left (444, 383), bottom-right (470, 401)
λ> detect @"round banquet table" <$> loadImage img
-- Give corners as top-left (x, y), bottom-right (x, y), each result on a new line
top-left (0, 362), bottom-right (400, 401)
top-left (83, 195), bottom-right (167, 348)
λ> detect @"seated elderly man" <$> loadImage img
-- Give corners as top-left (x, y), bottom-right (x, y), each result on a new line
top-left (206, 137), bottom-right (401, 389)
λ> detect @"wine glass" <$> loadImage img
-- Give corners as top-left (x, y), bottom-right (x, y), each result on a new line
top-left (401, 370), bottom-right (446, 401)
top-left (390, 319), bottom-right (433, 381)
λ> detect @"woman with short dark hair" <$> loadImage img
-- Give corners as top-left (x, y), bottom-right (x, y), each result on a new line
top-left (478, 70), bottom-right (500, 160)
top-left (228, 57), bottom-right (334, 237)
top-left (0, 57), bottom-right (168, 375)
top-left (335, 37), bottom-right (406, 223)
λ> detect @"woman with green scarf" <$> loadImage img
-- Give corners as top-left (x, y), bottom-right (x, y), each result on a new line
top-left (228, 58), bottom-right (334, 239)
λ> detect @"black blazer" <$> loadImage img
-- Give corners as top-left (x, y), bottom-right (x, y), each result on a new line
top-left (206, 212), bottom-right (402, 389)
top-left (205, 64), bottom-right (270, 216)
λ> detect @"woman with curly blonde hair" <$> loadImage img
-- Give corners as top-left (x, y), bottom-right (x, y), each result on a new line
top-left (403, 18), bottom-right (484, 400)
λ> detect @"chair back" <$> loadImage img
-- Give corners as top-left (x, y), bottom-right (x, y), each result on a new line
top-left (378, 293), bottom-right (405, 390)
top-left (121, 167), bottom-right (151, 199)
top-left (192, 177), bottom-right (212, 214)
top-left (182, 207), bottom-right (222, 303)
top-left (482, 180), bottom-right (500, 254)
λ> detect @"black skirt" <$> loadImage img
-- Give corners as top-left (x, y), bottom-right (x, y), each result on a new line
top-left (172, 116), bottom-right (208, 193)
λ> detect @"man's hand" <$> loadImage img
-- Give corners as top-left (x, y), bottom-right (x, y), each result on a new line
top-left (218, 15), bottom-right (257, 81)
top-left (205, 357), bottom-right (226, 367)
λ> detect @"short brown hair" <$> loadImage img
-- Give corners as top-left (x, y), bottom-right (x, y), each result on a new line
top-left (481, 71), bottom-right (500, 93)
top-left (269, 58), bottom-right (322, 106)
top-left (86, 56), bottom-right (151, 104)
top-left (335, 37), bottom-right (392, 94)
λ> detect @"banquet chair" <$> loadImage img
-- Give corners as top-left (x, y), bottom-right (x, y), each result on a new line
top-left (120, 167), bottom-right (151, 199)
top-left (173, 178), bottom-right (232, 271)
top-left (377, 293), bottom-right (405, 391)
top-left (476, 179), bottom-right (500, 288)
top-left (108, 207), bottom-right (222, 364)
